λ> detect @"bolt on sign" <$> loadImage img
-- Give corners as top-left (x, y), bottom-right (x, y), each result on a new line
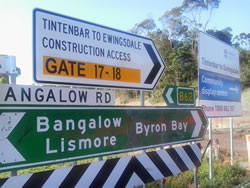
top-left (0, 106), bottom-right (207, 172)
top-left (33, 9), bottom-right (165, 90)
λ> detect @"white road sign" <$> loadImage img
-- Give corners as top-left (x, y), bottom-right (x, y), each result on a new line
top-left (0, 84), bottom-right (115, 106)
top-left (198, 32), bottom-right (241, 117)
top-left (33, 9), bottom-right (165, 90)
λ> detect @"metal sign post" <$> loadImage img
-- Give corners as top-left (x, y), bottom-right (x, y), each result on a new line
top-left (209, 118), bottom-right (213, 179)
top-left (230, 117), bottom-right (234, 165)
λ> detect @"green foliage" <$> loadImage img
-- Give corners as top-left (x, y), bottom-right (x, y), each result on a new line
top-left (118, 0), bottom-right (250, 104)
top-left (131, 18), bottom-right (156, 35)
top-left (164, 170), bottom-right (193, 188)
top-left (160, 0), bottom-right (221, 40)
top-left (207, 27), bottom-right (233, 45)
top-left (144, 157), bottom-right (250, 188)
top-left (115, 90), bottom-right (140, 104)
top-left (198, 158), bottom-right (250, 188)
top-left (0, 172), bottom-right (10, 179)
top-left (200, 27), bottom-right (250, 91)
top-left (233, 32), bottom-right (250, 50)
top-left (145, 87), bottom-right (165, 104)
top-left (239, 49), bottom-right (250, 89)
top-left (218, 165), bottom-right (248, 187)
top-left (0, 75), bottom-right (9, 84)
top-left (126, 0), bottom-right (221, 103)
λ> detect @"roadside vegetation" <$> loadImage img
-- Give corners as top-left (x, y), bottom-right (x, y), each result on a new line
top-left (116, 0), bottom-right (250, 104)
top-left (144, 156), bottom-right (250, 188)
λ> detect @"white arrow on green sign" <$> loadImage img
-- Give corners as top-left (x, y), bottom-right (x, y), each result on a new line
top-left (0, 106), bottom-right (207, 172)
top-left (0, 112), bottom-right (26, 164)
top-left (163, 86), bottom-right (195, 106)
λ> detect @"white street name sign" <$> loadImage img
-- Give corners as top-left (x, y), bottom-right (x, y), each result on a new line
top-left (0, 84), bottom-right (115, 106)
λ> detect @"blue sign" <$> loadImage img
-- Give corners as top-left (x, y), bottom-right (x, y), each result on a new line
top-left (199, 69), bottom-right (241, 102)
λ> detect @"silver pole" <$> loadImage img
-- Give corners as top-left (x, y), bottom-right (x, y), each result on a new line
top-left (230, 117), bottom-right (234, 165)
top-left (140, 90), bottom-right (146, 188)
top-left (194, 168), bottom-right (198, 188)
top-left (209, 118), bottom-right (213, 179)
top-left (160, 146), bottom-right (165, 188)
top-left (10, 74), bottom-right (17, 176)
top-left (140, 90), bottom-right (144, 106)
top-left (10, 75), bottom-right (16, 84)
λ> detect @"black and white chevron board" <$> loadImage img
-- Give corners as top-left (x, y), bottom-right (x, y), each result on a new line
top-left (0, 143), bottom-right (201, 188)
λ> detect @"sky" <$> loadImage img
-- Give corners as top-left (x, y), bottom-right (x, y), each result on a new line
top-left (0, 0), bottom-right (249, 85)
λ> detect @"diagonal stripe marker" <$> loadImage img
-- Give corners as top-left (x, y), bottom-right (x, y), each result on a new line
top-left (0, 144), bottom-right (201, 187)
top-left (191, 111), bottom-right (203, 138)
top-left (126, 173), bottom-right (144, 187)
top-left (0, 112), bottom-right (26, 164)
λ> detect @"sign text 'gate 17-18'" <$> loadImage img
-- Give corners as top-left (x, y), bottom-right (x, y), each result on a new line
top-left (0, 106), bottom-right (207, 172)
top-left (33, 9), bottom-right (165, 90)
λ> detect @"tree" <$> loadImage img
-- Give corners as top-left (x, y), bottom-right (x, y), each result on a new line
top-left (239, 49), bottom-right (250, 89)
top-left (148, 30), bottom-right (175, 86)
top-left (0, 75), bottom-right (9, 84)
top-left (206, 28), bottom-right (250, 89)
top-left (232, 32), bottom-right (250, 50)
top-left (159, 0), bottom-right (221, 64)
top-left (131, 18), bottom-right (156, 35)
top-left (126, 0), bottom-right (250, 104)
top-left (206, 27), bottom-right (233, 45)
top-left (160, 0), bottom-right (221, 40)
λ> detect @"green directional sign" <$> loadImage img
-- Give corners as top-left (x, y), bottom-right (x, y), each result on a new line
top-left (163, 86), bottom-right (195, 106)
top-left (0, 106), bottom-right (207, 172)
